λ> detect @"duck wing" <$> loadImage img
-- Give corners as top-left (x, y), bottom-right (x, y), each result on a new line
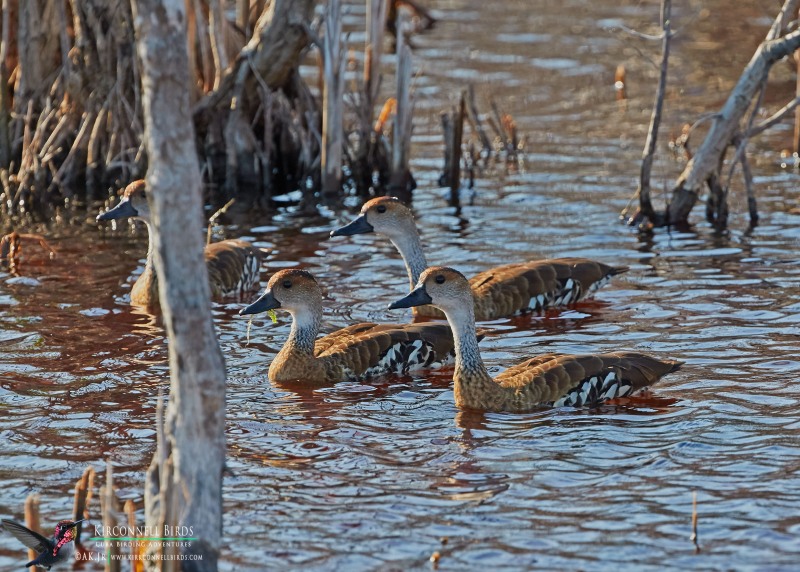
top-left (205, 240), bottom-right (265, 297)
top-left (316, 322), bottom-right (456, 378)
top-left (467, 258), bottom-right (628, 319)
top-left (495, 351), bottom-right (682, 407)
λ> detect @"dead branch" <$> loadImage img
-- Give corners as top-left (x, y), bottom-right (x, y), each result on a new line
top-left (624, 0), bottom-right (671, 228)
top-left (666, 0), bottom-right (800, 227)
top-left (193, 0), bottom-right (315, 120)
top-left (747, 95), bottom-right (800, 138)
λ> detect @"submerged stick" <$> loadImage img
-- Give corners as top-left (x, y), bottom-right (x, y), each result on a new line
top-left (464, 85), bottom-right (491, 157)
top-left (690, 490), bottom-right (700, 552)
top-left (102, 464), bottom-right (121, 572)
top-left (206, 198), bottom-right (236, 245)
top-left (449, 94), bottom-right (465, 207)
top-left (72, 466), bottom-right (95, 544)
top-left (24, 493), bottom-right (41, 567)
top-left (123, 500), bottom-right (137, 572)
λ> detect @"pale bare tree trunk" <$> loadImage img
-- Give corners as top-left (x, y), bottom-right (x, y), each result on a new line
top-left (322, 0), bottom-right (344, 195)
top-left (390, 7), bottom-right (413, 193)
top-left (132, 1), bottom-right (226, 570)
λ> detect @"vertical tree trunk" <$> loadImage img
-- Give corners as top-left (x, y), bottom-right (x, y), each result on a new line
top-left (131, 1), bottom-right (226, 570)
top-left (322, 0), bottom-right (344, 196)
top-left (390, 9), bottom-right (413, 194)
top-left (0, 0), bottom-right (11, 167)
top-left (14, 0), bottom-right (61, 111)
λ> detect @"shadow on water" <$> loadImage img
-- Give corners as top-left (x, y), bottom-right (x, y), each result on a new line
top-left (4, 0), bottom-right (800, 570)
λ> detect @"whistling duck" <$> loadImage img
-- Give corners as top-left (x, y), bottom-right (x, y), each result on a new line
top-left (97, 180), bottom-right (264, 307)
top-left (331, 197), bottom-right (628, 320)
top-left (389, 267), bottom-right (682, 413)
top-left (239, 268), bottom-right (460, 384)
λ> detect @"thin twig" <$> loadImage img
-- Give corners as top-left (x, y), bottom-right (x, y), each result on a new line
top-left (631, 0), bottom-right (671, 225)
top-left (206, 198), bottom-right (236, 245)
top-left (747, 96), bottom-right (800, 138)
top-left (690, 490), bottom-right (700, 552)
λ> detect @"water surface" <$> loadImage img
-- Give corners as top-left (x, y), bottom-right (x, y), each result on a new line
top-left (2, 0), bottom-right (800, 570)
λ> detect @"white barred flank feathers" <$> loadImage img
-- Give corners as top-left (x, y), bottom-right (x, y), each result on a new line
top-left (346, 339), bottom-right (451, 381)
top-left (523, 272), bottom-right (615, 314)
top-left (552, 370), bottom-right (632, 407)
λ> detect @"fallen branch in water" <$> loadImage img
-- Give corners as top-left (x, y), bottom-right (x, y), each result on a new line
top-left (1, 231), bottom-right (56, 272)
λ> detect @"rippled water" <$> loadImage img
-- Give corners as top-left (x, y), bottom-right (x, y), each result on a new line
top-left (3, 0), bottom-right (800, 570)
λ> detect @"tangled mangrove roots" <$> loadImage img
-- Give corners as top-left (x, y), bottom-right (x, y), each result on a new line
top-left (0, 0), bottom-right (433, 222)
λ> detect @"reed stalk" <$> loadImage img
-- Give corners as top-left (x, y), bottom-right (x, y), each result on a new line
top-left (24, 493), bottom-right (41, 568)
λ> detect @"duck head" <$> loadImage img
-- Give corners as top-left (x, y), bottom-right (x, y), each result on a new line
top-left (389, 266), bottom-right (472, 315)
top-left (96, 180), bottom-right (151, 223)
top-left (330, 196), bottom-right (416, 240)
top-left (240, 269), bottom-right (322, 318)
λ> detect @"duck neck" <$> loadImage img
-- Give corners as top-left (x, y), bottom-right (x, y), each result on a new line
top-left (284, 303), bottom-right (322, 357)
top-left (443, 302), bottom-right (492, 384)
top-left (144, 220), bottom-right (157, 276)
top-left (132, 221), bottom-right (159, 304)
top-left (388, 230), bottom-right (429, 291)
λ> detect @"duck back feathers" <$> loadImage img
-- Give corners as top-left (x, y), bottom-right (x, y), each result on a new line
top-left (489, 351), bottom-right (682, 411)
top-left (313, 322), bottom-right (457, 381)
top-left (205, 239), bottom-right (263, 298)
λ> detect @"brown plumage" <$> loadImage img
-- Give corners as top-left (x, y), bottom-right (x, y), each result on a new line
top-left (389, 267), bottom-right (682, 413)
top-left (97, 180), bottom-right (264, 307)
top-left (330, 196), bottom-right (628, 320)
top-left (240, 269), bottom-right (459, 384)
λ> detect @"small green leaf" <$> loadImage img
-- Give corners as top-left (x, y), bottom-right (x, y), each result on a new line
top-left (267, 309), bottom-right (278, 324)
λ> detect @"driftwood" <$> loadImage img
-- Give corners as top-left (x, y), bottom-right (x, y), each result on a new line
top-left (640, 0), bottom-right (800, 229)
top-left (133, 2), bottom-right (227, 571)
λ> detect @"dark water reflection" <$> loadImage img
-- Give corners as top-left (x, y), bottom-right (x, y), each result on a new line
top-left (3, 0), bottom-right (800, 570)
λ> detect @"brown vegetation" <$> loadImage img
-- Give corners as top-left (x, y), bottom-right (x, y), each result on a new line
top-left (0, 0), bottom-right (432, 223)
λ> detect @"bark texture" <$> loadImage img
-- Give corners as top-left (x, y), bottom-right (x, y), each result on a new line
top-left (132, 1), bottom-right (226, 570)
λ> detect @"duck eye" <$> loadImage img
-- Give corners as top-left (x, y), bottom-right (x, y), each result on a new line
top-left (435, 275), bottom-right (445, 284)
top-left (376, 205), bottom-right (387, 214)
top-left (282, 280), bottom-right (292, 289)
